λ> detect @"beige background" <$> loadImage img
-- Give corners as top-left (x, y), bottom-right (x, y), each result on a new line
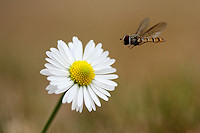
top-left (0, 0), bottom-right (200, 132)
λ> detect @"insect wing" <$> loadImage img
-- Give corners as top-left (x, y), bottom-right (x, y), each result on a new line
top-left (135, 18), bottom-right (150, 35)
top-left (141, 22), bottom-right (167, 37)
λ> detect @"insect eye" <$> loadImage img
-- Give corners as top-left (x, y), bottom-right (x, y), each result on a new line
top-left (123, 35), bottom-right (129, 45)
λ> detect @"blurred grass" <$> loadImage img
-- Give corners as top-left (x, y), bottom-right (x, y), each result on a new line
top-left (0, 0), bottom-right (200, 132)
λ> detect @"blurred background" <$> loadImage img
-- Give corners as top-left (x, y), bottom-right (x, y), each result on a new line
top-left (0, 0), bottom-right (200, 132)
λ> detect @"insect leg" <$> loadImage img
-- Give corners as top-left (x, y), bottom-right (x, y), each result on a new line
top-left (130, 45), bottom-right (135, 49)
top-left (139, 42), bottom-right (145, 46)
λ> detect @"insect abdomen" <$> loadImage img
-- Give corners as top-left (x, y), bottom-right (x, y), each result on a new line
top-left (151, 37), bottom-right (165, 43)
top-left (138, 37), bottom-right (165, 43)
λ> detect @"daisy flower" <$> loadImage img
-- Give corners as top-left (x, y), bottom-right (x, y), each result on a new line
top-left (40, 36), bottom-right (118, 113)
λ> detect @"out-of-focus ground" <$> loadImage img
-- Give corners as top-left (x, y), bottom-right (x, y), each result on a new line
top-left (0, 0), bottom-right (200, 132)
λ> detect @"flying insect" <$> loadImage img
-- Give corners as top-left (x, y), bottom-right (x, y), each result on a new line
top-left (120, 18), bottom-right (167, 49)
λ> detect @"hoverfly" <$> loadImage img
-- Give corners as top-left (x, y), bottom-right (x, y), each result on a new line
top-left (120, 18), bottom-right (167, 49)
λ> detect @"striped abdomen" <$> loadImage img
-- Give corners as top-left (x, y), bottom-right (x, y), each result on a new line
top-left (137, 37), bottom-right (165, 43)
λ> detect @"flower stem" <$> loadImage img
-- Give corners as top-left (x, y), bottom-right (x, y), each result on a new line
top-left (42, 93), bottom-right (64, 133)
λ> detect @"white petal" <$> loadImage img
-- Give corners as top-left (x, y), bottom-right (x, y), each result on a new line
top-left (49, 48), bottom-right (67, 63)
top-left (45, 58), bottom-right (65, 69)
top-left (83, 40), bottom-right (95, 60)
top-left (50, 77), bottom-right (71, 86)
top-left (83, 86), bottom-right (92, 112)
top-left (76, 106), bottom-right (79, 112)
top-left (72, 36), bottom-right (79, 44)
top-left (57, 40), bottom-right (73, 65)
top-left (93, 60), bottom-right (113, 71)
top-left (92, 80), bottom-right (115, 91)
top-left (48, 88), bottom-right (57, 94)
top-left (94, 78), bottom-right (117, 87)
top-left (88, 95), bottom-right (96, 111)
top-left (77, 86), bottom-right (83, 107)
top-left (90, 84), bottom-right (108, 101)
top-left (71, 88), bottom-right (79, 111)
top-left (47, 76), bottom-right (67, 82)
top-left (57, 40), bottom-right (75, 64)
top-left (55, 81), bottom-right (73, 94)
top-left (86, 44), bottom-right (103, 64)
top-left (88, 49), bottom-right (103, 64)
top-left (73, 36), bottom-right (83, 61)
top-left (45, 63), bottom-right (63, 70)
top-left (46, 51), bottom-right (66, 68)
top-left (46, 51), bottom-right (55, 61)
top-left (56, 80), bottom-right (74, 90)
top-left (47, 85), bottom-right (57, 94)
top-left (95, 74), bottom-right (118, 80)
top-left (93, 59), bottom-right (115, 71)
top-left (92, 83), bottom-right (111, 97)
top-left (62, 87), bottom-right (72, 104)
top-left (87, 85), bottom-right (101, 107)
top-left (62, 84), bottom-right (77, 104)
top-left (50, 48), bottom-right (70, 68)
top-left (45, 85), bottom-right (54, 90)
top-left (68, 42), bottom-right (74, 56)
top-left (48, 69), bottom-right (69, 76)
top-left (96, 43), bottom-right (102, 49)
top-left (66, 84), bottom-right (78, 103)
top-left (40, 69), bottom-right (51, 76)
top-left (91, 51), bottom-right (109, 67)
top-left (71, 99), bottom-right (77, 111)
top-left (79, 103), bottom-right (83, 113)
top-left (95, 68), bottom-right (116, 75)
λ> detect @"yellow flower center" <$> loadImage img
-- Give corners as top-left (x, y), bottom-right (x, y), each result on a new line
top-left (69, 61), bottom-right (95, 86)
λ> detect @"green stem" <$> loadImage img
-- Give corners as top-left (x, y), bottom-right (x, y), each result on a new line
top-left (42, 93), bottom-right (64, 133)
